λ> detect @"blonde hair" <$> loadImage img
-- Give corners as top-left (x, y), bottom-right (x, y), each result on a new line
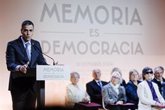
top-left (129, 69), bottom-right (139, 81)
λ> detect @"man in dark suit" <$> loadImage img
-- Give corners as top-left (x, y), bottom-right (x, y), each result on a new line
top-left (6, 20), bottom-right (47, 110)
top-left (86, 69), bottom-right (108, 105)
top-left (153, 66), bottom-right (165, 99)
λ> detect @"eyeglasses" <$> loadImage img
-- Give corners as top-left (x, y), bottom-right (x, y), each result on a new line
top-left (112, 76), bottom-right (120, 79)
top-left (71, 76), bottom-right (79, 79)
top-left (155, 71), bottom-right (163, 74)
top-left (145, 72), bottom-right (153, 74)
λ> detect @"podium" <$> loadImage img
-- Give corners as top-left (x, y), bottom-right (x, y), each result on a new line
top-left (37, 65), bottom-right (70, 80)
top-left (36, 65), bottom-right (70, 109)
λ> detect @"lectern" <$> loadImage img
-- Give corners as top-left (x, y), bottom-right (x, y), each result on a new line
top-left (36, 65), bottom-right (70, 109)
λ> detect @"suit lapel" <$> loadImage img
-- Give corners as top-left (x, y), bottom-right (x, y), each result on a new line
top-left (17, 36), bottom-right (29, 60)
top-left (93, 80), bottom-right (102, 91)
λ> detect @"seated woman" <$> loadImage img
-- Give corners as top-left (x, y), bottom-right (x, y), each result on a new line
top-left (65, 72), bottom-right (90, 108)
top-left (102, 71), bottom-right (127, 110)
top-left (111, 67), bottom-right (127, 87)
top-left (126, 69), bottom-right (141, 109)
top-left (137, 67), bottom-right (165, 110)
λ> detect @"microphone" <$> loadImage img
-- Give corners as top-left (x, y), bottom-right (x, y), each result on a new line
top-left (32, 43), bottom-right (58, 65)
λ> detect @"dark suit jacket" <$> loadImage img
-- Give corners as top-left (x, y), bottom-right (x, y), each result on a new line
top-left (86, 80), bottom-right (108, 104)
top-left (6, 36), bottom-right (47, 91)
top-left (125, 80), bottom-right (141, 106)
top-left (152, 78), bottom-right (165, 99)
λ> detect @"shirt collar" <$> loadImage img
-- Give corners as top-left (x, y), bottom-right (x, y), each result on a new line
top-left (21, 36), bottom-right (31, 47)
top-left (155, 78), bottom-right (163, 82)
top-left (95, 80), bottom-right (101, 83)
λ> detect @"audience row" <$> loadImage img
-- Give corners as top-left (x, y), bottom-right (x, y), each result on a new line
top-left (65, 66), bottom-right (165, 110)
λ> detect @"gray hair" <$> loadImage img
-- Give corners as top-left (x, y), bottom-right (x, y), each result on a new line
top-left (70, 72), bottom-right (80, 78)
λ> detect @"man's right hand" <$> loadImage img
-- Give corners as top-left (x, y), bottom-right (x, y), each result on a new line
top-left (19, 65), bottom-right (28, 74)
top-left (19, 62), bottom-right (29, 74)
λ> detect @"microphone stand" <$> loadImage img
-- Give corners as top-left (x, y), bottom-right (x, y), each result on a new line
top-left (41, 52), bottom-right (57, 65)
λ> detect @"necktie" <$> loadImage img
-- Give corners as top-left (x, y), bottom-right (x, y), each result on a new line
top-left (147, 81), bottom-right (160, 102)
top-left (25, 42), bottom-right (31, 61)
top-left (97, 81), bottom-right (102, 88)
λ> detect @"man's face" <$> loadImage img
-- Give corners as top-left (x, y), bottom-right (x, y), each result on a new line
top-left (154, 68), bottom-right (163, 80)
top-left (93, 69), bottom-right (101, 80)
top-left (21, 24), bottom-right (34, 41)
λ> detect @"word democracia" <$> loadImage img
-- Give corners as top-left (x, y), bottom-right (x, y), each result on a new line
top-left (41, 40), bottom-right (144, 55)
top-left (40, 3), bottom-right (142, 25)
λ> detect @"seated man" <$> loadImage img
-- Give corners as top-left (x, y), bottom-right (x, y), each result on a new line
top-left (153, 66), bottom-right (165, 99)
top-left (102, 71), bottom-right (127, 110)
top-left (86, 69), bottom-right (108, 105)
top-left (65, 72), bottom-right (90, 108)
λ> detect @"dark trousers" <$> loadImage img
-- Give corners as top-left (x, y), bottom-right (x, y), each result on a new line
top-left (11, 87), bottom-right (37, 110)
top-left (11, 81), bottom-right (45, 110)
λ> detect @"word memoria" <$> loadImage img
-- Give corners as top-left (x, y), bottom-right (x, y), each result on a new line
top-left (40, 3), bottom-right (143, 25)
